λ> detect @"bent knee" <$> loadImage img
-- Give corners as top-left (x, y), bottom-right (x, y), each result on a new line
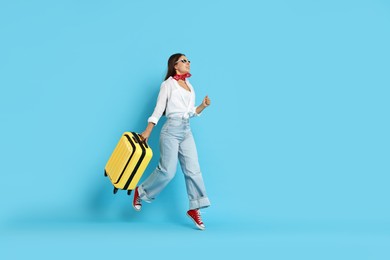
top-left (157, 166), bottom-right (177, 180)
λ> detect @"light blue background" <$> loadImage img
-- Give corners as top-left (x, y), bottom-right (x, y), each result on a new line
top-left (1, 0), bottom-right (389, 259)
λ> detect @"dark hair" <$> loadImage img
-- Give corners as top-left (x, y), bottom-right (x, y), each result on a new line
top-left (164, 53), bottom-right (185, 80)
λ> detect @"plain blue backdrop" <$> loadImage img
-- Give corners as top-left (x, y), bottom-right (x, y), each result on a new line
top-left (1, 0), bottom-right (389, 259)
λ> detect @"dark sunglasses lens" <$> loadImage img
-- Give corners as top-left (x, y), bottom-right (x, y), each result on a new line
top-left (178, 59), bottom-right (190, 63)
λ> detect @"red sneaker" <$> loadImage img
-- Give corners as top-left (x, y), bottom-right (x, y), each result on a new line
top-left (132, 187), bottom-right (142, 211)
top-left (187, 209), bottom-right (205, 230)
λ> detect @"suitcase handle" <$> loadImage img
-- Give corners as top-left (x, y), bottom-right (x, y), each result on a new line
top-left (132, 133), bottom-right (149, 149)
top-left (138, 134), bottom-right (149, 149)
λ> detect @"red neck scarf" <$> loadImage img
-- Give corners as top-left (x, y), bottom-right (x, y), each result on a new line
top-left (173, 73), bottom-right (191, 81)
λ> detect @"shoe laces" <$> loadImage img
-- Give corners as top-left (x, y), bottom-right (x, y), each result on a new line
top-left (194, 210), bottom-right (203, 224)
top-left (135, 189), bottom-right (141, 205)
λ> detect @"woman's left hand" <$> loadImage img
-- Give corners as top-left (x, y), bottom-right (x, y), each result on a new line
top-left (202, 95), bottom-right (211, 107)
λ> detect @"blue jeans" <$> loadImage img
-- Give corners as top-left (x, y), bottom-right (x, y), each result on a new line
top-left (138, 117), bottom-right (211, 210)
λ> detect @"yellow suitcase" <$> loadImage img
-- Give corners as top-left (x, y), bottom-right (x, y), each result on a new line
top-left (104, 132), bottom-right (153, 195)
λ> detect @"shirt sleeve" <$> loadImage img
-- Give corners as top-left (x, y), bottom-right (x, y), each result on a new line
top-left (147, 83), bottom-right (168, 125)
top-left (190, 91), bottom-right (201, 117)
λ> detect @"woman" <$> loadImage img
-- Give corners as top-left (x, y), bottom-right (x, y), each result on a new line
top-left (133, 53), bottom-right (211, 230)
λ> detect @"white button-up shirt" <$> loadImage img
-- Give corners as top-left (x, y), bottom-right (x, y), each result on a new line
top-left (148, 76), bottom-right (200, 125)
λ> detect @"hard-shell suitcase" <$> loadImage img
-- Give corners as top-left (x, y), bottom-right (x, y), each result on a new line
top-left (104, 132), bottom-right (153, 195)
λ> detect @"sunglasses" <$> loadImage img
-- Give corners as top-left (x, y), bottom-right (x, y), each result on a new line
top-left (175, 59), bottom-right (191, 64)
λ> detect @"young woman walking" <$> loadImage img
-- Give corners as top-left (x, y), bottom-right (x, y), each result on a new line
top-left (133, 53), bottom-right (211, 230)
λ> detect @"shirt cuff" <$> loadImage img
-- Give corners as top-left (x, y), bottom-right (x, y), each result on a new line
top-left (192, 106), bottom-right (201, 117)
top-left (148, 116), bottom-right (158, 125)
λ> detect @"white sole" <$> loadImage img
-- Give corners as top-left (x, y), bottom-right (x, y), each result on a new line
top-left (186, 213), bottom-right (205, 230)
top-left (133, 203), bottom-right (141, 211)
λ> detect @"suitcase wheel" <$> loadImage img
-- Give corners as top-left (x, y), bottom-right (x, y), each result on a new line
top-left (104, 170), bottom-right (107, 177)
top-left (113, 187), bottom-right (118, 194)
top-left (127, 190), bottom-right (132, 196)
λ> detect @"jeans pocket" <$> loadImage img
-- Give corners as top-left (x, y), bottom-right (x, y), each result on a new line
top-left (161, 122), bottom-right (169, 133)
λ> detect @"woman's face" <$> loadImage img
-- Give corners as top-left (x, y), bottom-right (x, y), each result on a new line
top-left (174, 56), bottom-right (191, 74)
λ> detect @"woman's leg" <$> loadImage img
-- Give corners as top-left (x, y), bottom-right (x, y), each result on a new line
top-left (178, 131), bottom-right (211, 210)
top-left (138, 130), bottom-right (180, 202)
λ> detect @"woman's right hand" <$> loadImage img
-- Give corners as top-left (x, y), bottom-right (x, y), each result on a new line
top-left (140, 131), bottom-right (150, 144)
top-left (140, 122), bottom-right (155, 144)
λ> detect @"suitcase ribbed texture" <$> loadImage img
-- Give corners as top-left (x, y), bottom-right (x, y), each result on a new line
top-left (105, 132), bottom-right (152, 191)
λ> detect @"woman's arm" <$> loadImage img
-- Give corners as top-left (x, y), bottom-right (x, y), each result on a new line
top-left (148, 83), bottom-right (169, 126)
top-left (140, 83), bottom-right (169, 143)
top-left (196, 95), bottom-right (211, 114)
top-left (141, 122), bottom-right (155, 143)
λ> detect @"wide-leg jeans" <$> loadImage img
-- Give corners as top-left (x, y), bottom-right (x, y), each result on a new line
top-left (138, 117), bottom-right (211, 210)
